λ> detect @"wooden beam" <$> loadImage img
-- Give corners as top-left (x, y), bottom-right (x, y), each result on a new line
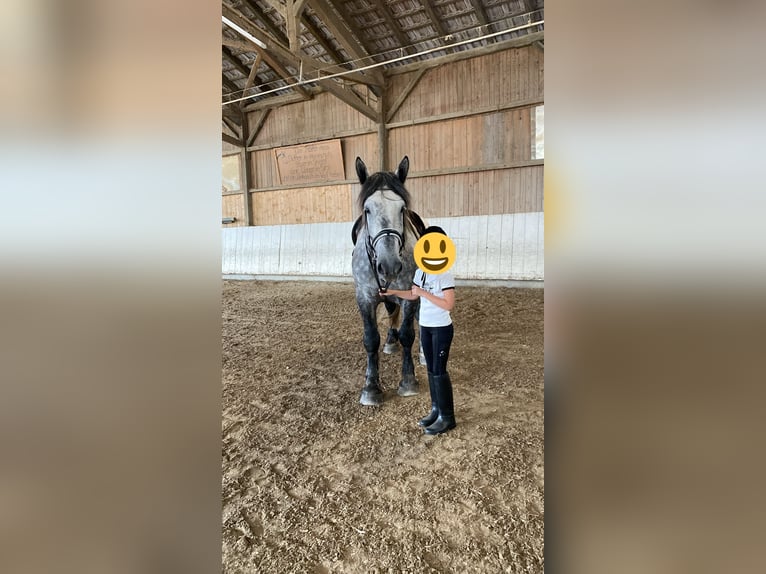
top-left (247, 109), bottom-right (271, 147)
top-left (258, 0), bottom-right (286, 20)
top-left (301, 15), bottom-right (345, 65)
top-left (242, 0), bottom-right (289, 46)
top-left (384, 31), bottom-right (544, 76)
top-left (331, 1), bottom-right (377, 54)
top-left (222, 37), bottom-right (257, 52)
top-left (386, 68), bottom-right (427, 122)
top-left (287, 0), bottom-right (310, 52)
top-left (222, 104), bottom-right (242, 119)
top-left (376, 2), bottom-right (410, 48)
top-left (222, 117), bottom-right (242, 139)
top-left (222, 47), bottom-right (251, 78)
top-left (385, 97), bottom-right (544, 130)
top-left (244, 52), bottom-right (263, 93)
top-left (222, 4), bottom-right (293, 63)
top-left (222, 132), bottom-right (242, 147)
top-left (468, 0), bottom-right (489, 26)
top-left (246, 160), bottom-right (543, 193)
top-left (534, 40), bottom-right (544, 51)
top-left (246, 125), bottom-right (376, 152)
top-left (378, 90), bottom-right (387, 171)
top-left (421, 1), bottom-right (447, 38)
top-left (240, 110), bottom-right (253, 225)
top-left (226, 4), bottom-right (376, 100)
top-left (308, 0), bottom-right (385, 85)
top-left (222, 74), bottom-right (240, 95)
top-left (316, 78), bottom-right (378, 122)
top-left (226, 5), bottom-right (381, 89)
top-left (407, 160), bottom-right (545, 179)
top-left (242, 91), bottom-right (314, 113)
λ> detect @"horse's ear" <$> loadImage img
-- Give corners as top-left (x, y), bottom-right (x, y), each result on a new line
top-left (407, 210), bottom-right (427, 238)
top-left (355, 157), bottom-right (368, 184)
top-left (396, 156), bottom-right (409, 183)
top-left (351, 214), bottom-right (363, 245)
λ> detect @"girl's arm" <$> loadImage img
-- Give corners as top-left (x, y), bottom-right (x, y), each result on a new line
top-left (412, 286), bottom-right (455, 311)
top-left (381, 288), bottom-right (419, 300)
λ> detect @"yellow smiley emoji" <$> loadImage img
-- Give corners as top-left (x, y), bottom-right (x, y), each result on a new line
top-left (414, 231), bottom-right (456, 274)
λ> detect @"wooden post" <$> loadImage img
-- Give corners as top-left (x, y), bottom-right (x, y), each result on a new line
top-left (378, 90), bottom-right (388, 171)
top-left (240, 108), bottom-right (253, 226)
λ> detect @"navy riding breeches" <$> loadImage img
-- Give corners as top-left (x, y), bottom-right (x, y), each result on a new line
top-left (420, 324), bottom-right (454, 376)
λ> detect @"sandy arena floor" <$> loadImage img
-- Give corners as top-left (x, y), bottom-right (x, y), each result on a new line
top-left (222, 280), bottom-right (544, 573)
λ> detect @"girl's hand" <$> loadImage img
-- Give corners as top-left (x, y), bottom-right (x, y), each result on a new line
top-left (379, 289), bottom-right (390, 297)
top-left (412, 286), bottom-right (423, 297)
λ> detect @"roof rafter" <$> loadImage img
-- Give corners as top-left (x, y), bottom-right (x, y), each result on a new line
top-left (243, 52), bottom-right (263, 93)
top-left (307, 0), bottom-right (385, 85)
top-left (242, 0), bottom-right (289, 47)
top-left (468, 0), bottom-right (489, 26)
top-left (222, 47), bottom-right (251, 78)
top-left (421, 1), bottom-right (447, 38)
top-left (375, 2), bottom-right (410, 48)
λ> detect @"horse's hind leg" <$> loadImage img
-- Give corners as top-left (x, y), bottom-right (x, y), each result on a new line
top-left (397, 298), bottom-right (420, 397)
top-left (382, 299), bottom-right (400, 355)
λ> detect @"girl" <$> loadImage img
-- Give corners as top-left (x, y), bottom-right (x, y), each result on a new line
top-left (382, 226), bottom-right (456, 435)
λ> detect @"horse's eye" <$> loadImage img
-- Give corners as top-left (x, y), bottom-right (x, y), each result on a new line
top-left (364, 208), bottom-right (369, 214)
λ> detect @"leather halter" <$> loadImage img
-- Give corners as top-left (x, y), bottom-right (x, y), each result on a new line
top-left (365, 219), bottom-right (405, 293)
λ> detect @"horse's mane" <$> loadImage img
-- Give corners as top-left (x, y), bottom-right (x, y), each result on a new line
top-left (356, 171), bottom-right (411, 212)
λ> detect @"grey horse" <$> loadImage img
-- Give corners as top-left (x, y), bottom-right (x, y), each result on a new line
top-left (351, 156), bottom-right (426, 406)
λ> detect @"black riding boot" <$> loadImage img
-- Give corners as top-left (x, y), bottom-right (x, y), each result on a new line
top-left (425, 373), bottom-right (456, 435)
top-left (417, 372), bottom-right (438, 427)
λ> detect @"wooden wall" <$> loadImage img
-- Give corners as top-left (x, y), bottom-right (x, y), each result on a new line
top-left (223, 44), bottom-right (543, 227)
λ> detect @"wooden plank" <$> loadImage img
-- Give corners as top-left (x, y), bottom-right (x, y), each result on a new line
top-left (247, 125), bottom-right (375, 152)
top-left (243, 91), bottom-right (314, 112)
top-left (247, 109), bottom-right (271, 147)
top-left (385, 97), bottom-right (543, 129)
top-left (243, 52), bottom-right (263, 93)
top-left (316, 79), bottom-right (378, 122)
top-left (240, 111), bottom-right (253, 226)
top-left (222, 133), bottom-right (242, 147)
top-left (273, 139), bottom-right (345, 185)
top-left (386, 68), bottom-right (427, 122)
top-left (222, 117), bottom-right (241, 139)
top-left (384, 31), bottom-right (544, 76)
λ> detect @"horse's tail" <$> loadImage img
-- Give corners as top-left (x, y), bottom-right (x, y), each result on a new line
top-left (384, 298), bottom-right (401, 329)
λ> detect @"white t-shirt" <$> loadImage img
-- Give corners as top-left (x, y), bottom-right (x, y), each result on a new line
top-left (413, 269), bottom-right (455, 327)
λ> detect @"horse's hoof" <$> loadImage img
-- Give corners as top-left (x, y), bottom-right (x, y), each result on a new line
top-left (360, 388), bottom-right (383, 406)
top-left (397, 380), bottom-right (419, 397)
top-left (383, 342), bottom-right (399, 354)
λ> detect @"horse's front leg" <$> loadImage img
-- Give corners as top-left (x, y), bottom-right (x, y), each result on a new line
top-left (397, 298), bottom-right (420, 397)
top-left (359, 300), bottom-right (383, 406)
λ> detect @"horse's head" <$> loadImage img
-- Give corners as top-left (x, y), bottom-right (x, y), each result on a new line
top-left (356, 155), bottom-right (411, 286)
